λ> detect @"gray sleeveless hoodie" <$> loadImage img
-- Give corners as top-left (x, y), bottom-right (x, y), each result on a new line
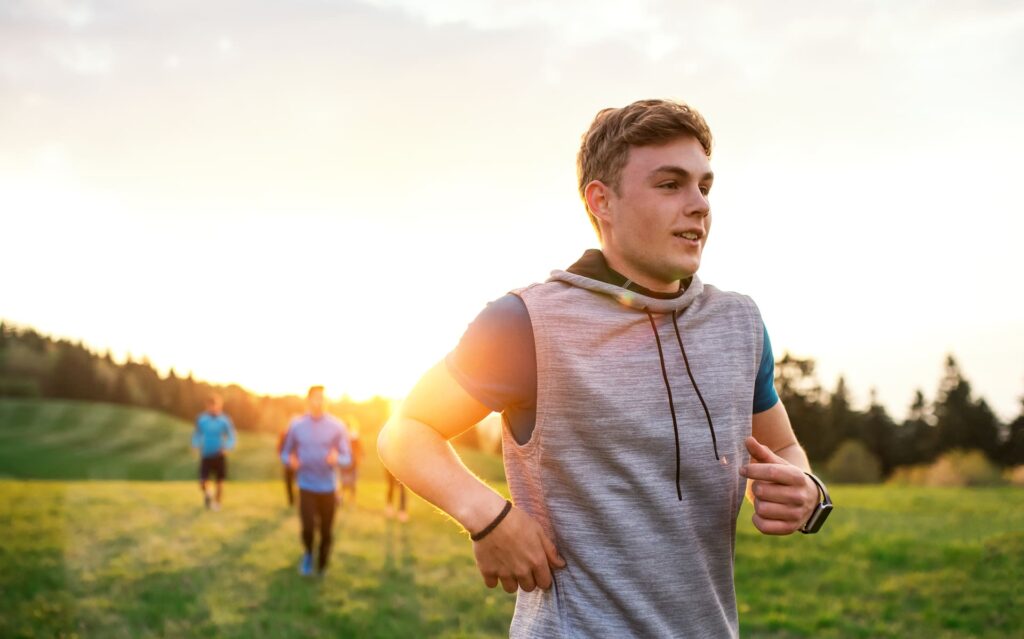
top-left (504, 269), bottom-right (764, 638)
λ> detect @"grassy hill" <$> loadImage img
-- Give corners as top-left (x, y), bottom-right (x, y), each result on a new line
top-left (0, 399), bottom-right (281, 481)
top-left (0, 399), bottom-right (505, 483)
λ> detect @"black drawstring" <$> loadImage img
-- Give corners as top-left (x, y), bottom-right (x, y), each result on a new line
top-left (646, 309), bottom-right (723, 500)
top-left (646, 311), bottom-right (683, 501)
top-left (671, 310), bottom-right (720, 461)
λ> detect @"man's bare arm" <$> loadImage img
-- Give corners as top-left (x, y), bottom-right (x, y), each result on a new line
top-left (378, 360), bottom-right (564, 591)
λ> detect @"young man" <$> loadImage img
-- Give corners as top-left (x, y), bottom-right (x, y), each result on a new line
top-left (191, 393), bottom-right (236, 511)
top-left (378, 99), bottom-right (832, 637)
top-left (280, 386), bottom-right (352, 577)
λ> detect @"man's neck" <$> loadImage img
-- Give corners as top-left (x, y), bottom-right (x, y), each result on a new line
top-left (567, 249), bottom-right (689, 300)
top-left (602, 252), bottom-right (680, 295)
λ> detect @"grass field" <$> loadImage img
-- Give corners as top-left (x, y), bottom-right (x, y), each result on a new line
top-left (0, 399), bottom-right (505, 484)
top-left (1, 399), bottom-right (1022, 638)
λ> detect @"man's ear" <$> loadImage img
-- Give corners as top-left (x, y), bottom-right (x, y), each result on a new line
top-left (584, 180), bottom-right (614, 226)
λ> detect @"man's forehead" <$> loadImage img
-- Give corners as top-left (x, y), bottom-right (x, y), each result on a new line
top-left (626, 137), bottom-right (712, 173)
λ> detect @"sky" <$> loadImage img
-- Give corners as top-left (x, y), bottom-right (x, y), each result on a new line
top-left (1, 0), bottom-right (1023, 420)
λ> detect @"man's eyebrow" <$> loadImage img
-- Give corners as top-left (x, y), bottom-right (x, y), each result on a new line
top-left (649, 165), bottom-right (714, 182)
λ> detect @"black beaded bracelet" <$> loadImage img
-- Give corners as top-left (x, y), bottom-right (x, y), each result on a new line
top-left (471, 500), bottom-right (513, 542)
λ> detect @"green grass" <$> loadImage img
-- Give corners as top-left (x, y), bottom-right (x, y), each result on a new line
top-left (1, 399), bottom-right (1022, 637)
top-left (0, 399), bottom-right (505, 484)
top-left (0, 480), bottom-right (512, 639)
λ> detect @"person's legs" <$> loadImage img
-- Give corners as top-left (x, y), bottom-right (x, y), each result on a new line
top-left (317, 491), bottom-right (337, 573)
top-left (397, 480), bottom-right (408, 523)
top-left (284, 466), bottom-right (295, 506)
top-left (385, 471), bottom-right (396, 517)
top-left (199, 457), bottom-right (212, 508)
top-left (298, 489), bottom-right (315, 574)
top-left (213, 454), bottom-right (226, 509)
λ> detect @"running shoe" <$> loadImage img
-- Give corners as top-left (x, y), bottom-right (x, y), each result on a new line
top-left (299, 553), bottom-right (314, 577)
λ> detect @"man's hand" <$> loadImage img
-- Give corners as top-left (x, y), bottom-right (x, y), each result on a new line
top-left (472, 506), bottom-right (566, 593)
top-left (326, 449), bottom-right (339, 467)
top-left (739, 436), bottom-right (819, 535)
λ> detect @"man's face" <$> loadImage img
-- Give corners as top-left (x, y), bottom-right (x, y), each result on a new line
top-left (600, 135), bottom-right (713, 290)
top-left (208, 398), bottom-right (223, 416)
top-left (307, 389), bottom-right (324, 416)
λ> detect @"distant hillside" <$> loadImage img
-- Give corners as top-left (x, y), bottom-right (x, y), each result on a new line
top-left (0, 399), bottom-right (506, 483)
top-left (0, 399), bottom-right (282, 480)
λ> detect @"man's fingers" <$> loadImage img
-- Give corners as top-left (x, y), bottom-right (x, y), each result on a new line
top-left (753, 498), bottom-right (805, 523)
top-left (483, 574), bottom-right (498, 589)
top-left (539, 531), bottom-right (566, 568)
top-left (740, 462), bottom-right (802, 485)
top-left (750, 481), bottom-right (809, 506)
top-left (517, 569), bottom-right (537, 593)
top-left (533, 561), bottom-right (554, 591)
top-left (500, 576), bottom-right (518, 593)
top-left (751, 513), bottom-right (797, 536)
top-left (745, 436), bottom-right (784, 464)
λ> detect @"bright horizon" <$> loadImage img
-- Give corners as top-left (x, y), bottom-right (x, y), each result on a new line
top-left (2, 1), bottom-right (1023, 419)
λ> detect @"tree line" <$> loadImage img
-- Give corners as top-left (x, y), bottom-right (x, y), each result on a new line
top-left (1, 320), bottom-right (1022, 471)
top-left (0, 321), bottom-right (391, 440)
top-left (777, 353), bottom-right (1024, 473)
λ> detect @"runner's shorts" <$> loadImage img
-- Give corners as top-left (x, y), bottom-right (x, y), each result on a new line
top-left (199, 452), bottom-right (227, 481)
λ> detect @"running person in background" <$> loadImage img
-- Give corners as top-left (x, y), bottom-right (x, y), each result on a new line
top-left (277, 421), bottom-right (296, 506)
top-left (384, 469), bottom-right (408, 523)
top-left (280, 386), bottom-right (352, 577)
top-left (339, 426), bottom-right (363, 506)
top-left (192, 393), bottom-right (236, 511)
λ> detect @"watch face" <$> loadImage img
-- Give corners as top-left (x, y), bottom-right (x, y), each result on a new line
top-left (801, 503), bottom-right (833, 534)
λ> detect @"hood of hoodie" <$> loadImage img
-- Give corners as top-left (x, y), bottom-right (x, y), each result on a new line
top-left (550, 249), bottom-right (704, 314)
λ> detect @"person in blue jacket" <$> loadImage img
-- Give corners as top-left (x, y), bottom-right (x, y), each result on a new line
top-left (191, 393), bottom-right (237, 511)
top-left (280, 385), bottom-right (352, 576)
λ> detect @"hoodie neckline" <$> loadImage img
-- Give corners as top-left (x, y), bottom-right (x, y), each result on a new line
top-left (552, 249), bottom-right (703, 314)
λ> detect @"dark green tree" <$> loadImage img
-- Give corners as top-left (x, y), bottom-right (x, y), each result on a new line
top-left (933, 355), bottom-right (1002, 460)
top-left (859, 388), bottom-right (899, 475)
top-left (774, 353), bottom-right (829, 462)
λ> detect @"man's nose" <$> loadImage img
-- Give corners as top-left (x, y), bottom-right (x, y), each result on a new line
top-left (686, 188), bottom-right (710, 217)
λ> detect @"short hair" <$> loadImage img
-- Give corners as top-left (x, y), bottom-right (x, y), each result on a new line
top-left (307, 385), bottom-right (324, 398)
top-left (577, 99), bottom-right (713, 235)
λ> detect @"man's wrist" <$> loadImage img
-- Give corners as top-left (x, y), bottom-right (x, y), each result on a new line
top-left (453, 491), bottom-right (508, 534)
top-left (799, 472), bottom-right (833, 534)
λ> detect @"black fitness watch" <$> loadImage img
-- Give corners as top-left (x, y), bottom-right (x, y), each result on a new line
top-left (799, 472), bottom-right (833, 534)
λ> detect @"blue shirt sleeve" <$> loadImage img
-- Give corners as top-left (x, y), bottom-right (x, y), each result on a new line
top-left (191, 417), bottom-right (202, 449)
top-left (223, 417), bottom-right (237, 451)
top-left (753, 323), bottom-right (780, 413)
top-left (445, 294), bottom-right (536, 414)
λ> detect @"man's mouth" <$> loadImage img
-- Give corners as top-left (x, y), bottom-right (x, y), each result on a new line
top-left (673, 231), bottom-right (701, 241)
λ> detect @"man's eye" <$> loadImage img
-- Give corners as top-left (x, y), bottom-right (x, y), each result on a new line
top-left (658, 181), bottom-right (678, 190)
top-left (699, 185), bottom-right (711, 196)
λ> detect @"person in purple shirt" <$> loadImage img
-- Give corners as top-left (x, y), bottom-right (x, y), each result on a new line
top-left (280, 385), bottom-right (352, 577)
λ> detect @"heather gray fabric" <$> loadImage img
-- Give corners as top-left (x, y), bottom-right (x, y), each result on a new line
top-left (503, 270), bottom-right (764, 638)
